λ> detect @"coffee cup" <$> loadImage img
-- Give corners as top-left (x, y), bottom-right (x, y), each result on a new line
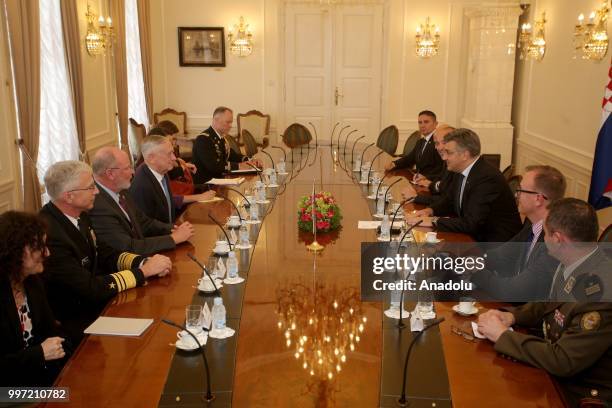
top-left (198, 276), bottom-right (215, 291)
top-left (176, 330), bottom-right (203, 348)
top-left (228, 215), bottom-right (240, 226)
top-left (458, 298), bottom-right (476, 314)
top-left (425, 231), bottom-right (438, 243)
top-left (214, 240), bottom-right (229, 253)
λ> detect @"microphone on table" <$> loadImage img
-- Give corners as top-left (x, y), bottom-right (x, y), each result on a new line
top-left (397, 219), bottom-right (423, 329)
top-left (342, 129), bottom-right (358, 168)
top-left (366, 149), bottom-right (385, 188)
top-left (260, 149), bottom-right (276, 170)
top-left (187, 253), bottom-right (221, 295)
top-left (380, 178), bottom-right (401, 216)
top-left (358, 143), bottom-right (375, 180)
top-left (308, 122), bottom-right (319, 149)
top-left (226, 187), bottom-right (251, 209)
top-left (390, 196), bottom-right (416, 239)
top-left (244, 162), bottom-right (264, 183)
top-left (307, 122), bottom-right (319, 167)
top-left (217, 195), bottom-right (243, 224)
top-left (397, 317), bottom-right (445, 407)
top-left (161, 318), bottom-right (214, 403)
top-left (350, 135), bottom-right (366, 174)
top-left (270, 145), bottom-right (287, 164)
top-left (336, 125), bottom-right (350, 154)
top-left (329, 122), bottom-right (341, 160)
top-left (208, 214), bottom-right (234, 251)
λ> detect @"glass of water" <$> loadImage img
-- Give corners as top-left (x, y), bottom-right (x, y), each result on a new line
top-left (185, 305), bottom-right (203, 334)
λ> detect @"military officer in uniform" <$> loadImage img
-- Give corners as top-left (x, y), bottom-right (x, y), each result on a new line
top-left (192, 106), bottom-right (261, 184)
top-left (40, 161), bottom-right (172, 344)
top-left (477, 198), bottom-right (612, 406)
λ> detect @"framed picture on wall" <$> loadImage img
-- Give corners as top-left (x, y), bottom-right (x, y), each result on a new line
top-left (178, 27), bottom-right (225, 67)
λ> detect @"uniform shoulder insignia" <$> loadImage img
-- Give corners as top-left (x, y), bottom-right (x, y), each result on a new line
top-left (580, 311), bottom-right (601, 331)
top-left (564, 276), bottom-right (576, 294)
top-left (584, 275), bottom-right (602, 297)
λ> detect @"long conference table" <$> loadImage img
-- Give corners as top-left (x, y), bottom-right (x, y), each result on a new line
top-left (46, 145), bottom-right (565, 407)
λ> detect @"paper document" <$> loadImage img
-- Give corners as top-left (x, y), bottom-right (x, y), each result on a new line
top-left (358, 220), bottom-right (404, 230)
top-left (198, 196), bottom-right (224, 203)
top-left (84, 316), bottom-right (153, 337)
top-left (206, 177), bottom-right (245, 186)
top-left (230, 168), bottom-right (261, 173)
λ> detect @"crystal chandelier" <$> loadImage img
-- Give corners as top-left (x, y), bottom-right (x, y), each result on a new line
top-left (518, 13), bottom-right (547, 61)
top-left (574, 1), bottom-right (610, 60)
top-left (85, 5), bottom-right (114, 56)
top-left (415, 17), bottom-right (440, 59)
top-left (228, 16), bottom-right (253, 57)
top-left (276, 284), bottom-right (367, 383)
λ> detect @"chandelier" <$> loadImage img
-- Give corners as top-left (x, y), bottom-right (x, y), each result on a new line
top-left (518, 13), bottom-right (547, 61)
top-left (276, 284), bottom-right (367, 383)
top-left (228, 16), bottom-right (253, 57)
top-left (85, 4), bottom-right (114, 56)
top-left (574, 1), bottom-right (610, 60)
top-left (415, 17), bottom-right (440, 59)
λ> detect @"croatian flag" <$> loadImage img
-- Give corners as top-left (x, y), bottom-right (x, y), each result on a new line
top-left (588, 62), bottom-right (612, 209)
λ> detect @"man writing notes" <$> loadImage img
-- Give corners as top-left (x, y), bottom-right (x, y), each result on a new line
top-left (192, 106), bottom-right (261, 184)
top-left (384, 110), bottom-right (444, 180)
top-left (407, 128), bottom-right (522, 242)
top-left (478, 198), bottom-right (612, 406)
top-left (40, 161), bottom-right (172, 343)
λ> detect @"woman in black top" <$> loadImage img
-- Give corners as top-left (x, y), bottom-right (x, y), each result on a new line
top-left (0, 211), bottom-right (70, 386)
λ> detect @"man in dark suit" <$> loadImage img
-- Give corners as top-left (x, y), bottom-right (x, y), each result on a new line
top-left (384, 110), bottom-right (444, 180)
top-left (130, 135), bottom-right (215, 223)
top-left (192, 106), bottom-right (262, 184)
top-left (471, 165), bottom-right (566, 300)
top-left (408, 128), bottom-right (522, 242)
top-left (478, 199), bottom-right (612, 406)
top-left (39, 161), bottom-right (172, 343)
top-left (90, 147), bottom-right (194, 256)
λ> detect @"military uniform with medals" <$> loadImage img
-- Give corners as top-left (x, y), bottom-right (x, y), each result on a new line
top-left (495, 302), bottom-right (612, 406)
top-left (192, 125), bottom-right (248, 184)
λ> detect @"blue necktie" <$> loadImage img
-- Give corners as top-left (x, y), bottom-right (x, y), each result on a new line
top-left (161, 177), bottom-right (173, 223)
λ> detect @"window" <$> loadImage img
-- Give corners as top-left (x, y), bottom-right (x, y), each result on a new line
top-left (125, 0), bottom-right (148, 129)
top-left (38, 0), bottom-right (79, 199)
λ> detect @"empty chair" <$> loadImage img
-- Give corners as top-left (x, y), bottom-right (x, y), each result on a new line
top-left (241, 129), bottom-right (259, 158)
top-left (281, 123), bottom-right (312, 148)
top-left (128, 118), bottom-right (146, 161)
top-left (237, 110), bottom-right (270, 148)
top-left (225, 134), bottom-right (242, 155)
top-left (376, 125), bottom-right (399, 156)
top-left (401, 130), bottom-right (421, 157)
top-left (154, 108), bottom-right (188, 135)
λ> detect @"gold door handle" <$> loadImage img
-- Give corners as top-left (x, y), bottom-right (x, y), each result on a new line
top-left (335, 87), bottom-right (343, 106)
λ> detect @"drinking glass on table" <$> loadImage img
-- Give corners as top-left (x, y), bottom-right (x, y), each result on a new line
top-left (207, 256), bottom-right (218, 280)
top-left (185, 305), bottom-right (203, 334)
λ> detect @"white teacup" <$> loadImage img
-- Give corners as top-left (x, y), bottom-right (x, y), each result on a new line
top-left (425, 231), bottom-right (438, 243)
top-left (176, 330), bottom-right (204, 348)
top-left (458, 298), bottom-right (476, 314)
top-left (228, 215), bottom-right (240, 226)
top-left (214, 240), bottom-right (230, 253)
top-left (198, 276), bottom-right (215, 291)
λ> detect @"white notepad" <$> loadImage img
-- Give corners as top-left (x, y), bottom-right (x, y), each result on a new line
top-left (358, 220), bottom-right (404, 229)
top-left (230, 168), bottom-right (261, 173)
top-left (84, 316), bottom-right (153, 337)
top-left (206, 177), bottom-right (245, 186)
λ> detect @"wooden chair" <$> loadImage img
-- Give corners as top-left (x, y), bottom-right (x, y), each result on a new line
top-left (400, 130), bottom-right (421, 157)
top-left (225, 135), bottom-right (242, 155)
top-left (376, 125), bottom-right (399, 156)
top-left (154, 108), bottom-right (188, 136)
top-left (241, 129), bottom-right (259, 158)
top-left (482, 154), bottom-right (501, 170)
top-left (237, 110), bottom-right (270, 148)
top-left (128, 118), bottom-right (146, 161)
top-left (281, 123), bottom-right (312, 148)
top-left (502, 164), bottom-right (514, 181)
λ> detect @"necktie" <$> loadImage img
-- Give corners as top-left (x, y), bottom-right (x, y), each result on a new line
top-left (119, 192), bottom-right (143, 238)
top-left (118, 193), bottom-right (132, 222)
top-left (161, 177), bottom-right (173, 223)
top-left (548, 264), bottom-right (567, 299)
top-left (454, 174), bottom-right (465, 215)
top-left (77, 217), bottom-right (90, 242)
top-left (523, 229), bottom-right (536, 268)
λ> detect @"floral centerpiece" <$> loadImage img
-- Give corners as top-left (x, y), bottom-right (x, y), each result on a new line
top-left (297, 192), bottom-right (342, 233)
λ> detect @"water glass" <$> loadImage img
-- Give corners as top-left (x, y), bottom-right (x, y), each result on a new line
top-left (185, 305), bottom-right (203, 334)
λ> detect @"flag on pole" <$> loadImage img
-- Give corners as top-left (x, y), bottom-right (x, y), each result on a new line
top-left (588, 62), bottom-right (612, 209)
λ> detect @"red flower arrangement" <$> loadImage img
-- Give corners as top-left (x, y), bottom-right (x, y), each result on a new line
top-left (297, 192), bottom-right (342, 233)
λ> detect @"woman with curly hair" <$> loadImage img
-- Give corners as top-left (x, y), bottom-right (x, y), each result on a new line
top-left (0, 211), bottom-right (70, 386)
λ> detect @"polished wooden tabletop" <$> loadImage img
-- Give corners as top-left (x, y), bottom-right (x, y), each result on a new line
top-left (47, 145), bottom-right (564, 407)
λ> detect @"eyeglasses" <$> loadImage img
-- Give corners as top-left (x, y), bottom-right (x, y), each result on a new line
top-left (67, 184), bottom-right (97, 193)
top-left (451, 325), bottom-right (475, 342)
top-left (515, 188), bottom-right (548, 200)
top-left (107, 165), bottom-right (132, 172)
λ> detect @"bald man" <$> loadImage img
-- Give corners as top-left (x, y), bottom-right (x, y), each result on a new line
top-left (89, 146), bottom-right (194, 255)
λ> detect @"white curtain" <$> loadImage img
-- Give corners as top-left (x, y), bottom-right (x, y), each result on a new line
top-left (38, 0), bottom-right (79, 197)
top-left (125, 0), bottom-right (148, 129)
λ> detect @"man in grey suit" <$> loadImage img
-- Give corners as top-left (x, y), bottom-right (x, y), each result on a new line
top-left (89, 147), bottom-right (194, 256)
top-left (471, 165), bottom-right (566, 301)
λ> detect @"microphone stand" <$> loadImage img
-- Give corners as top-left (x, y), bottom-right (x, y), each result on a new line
top-left (244, 162), bottom-right (264, 183)
top-left (308, 123), bottom-right (319, 167)
top-left (396, 219), bottom-right (423, 329)
top-left (342, 129), bottom-right (358, 168)
top-left (161, 318), bottom-right (214, 403)
top-left (226, 187), bottom-right (251, 209)
top-left (329, 122), bottom-right (340, 161)
top-left (217, 195), bottom-right (243, 224)
top-left (390, 197), bottom-right (416, 241)
top-left (208, 214), bottom-right (234, 251)
top-left (374, 169), bottom-right (393, 200)
top-left (358, 143), bottom-right (375, 181)
top-left (379, 178), bottom-right (401, 216)
top-left (336, 125), bottom-right (350, 156)
top-left (366, 149), bottom-right (385, 188)
top-left (397, 317), bottom-right (445, 407)
top-left (187, 253), bottom-right (221, 295)
top-left (350, 135), bottom-right (366, 176)
top-left (260, 149), bottom-right (275, 170)
top-left (270, 145), bottom-right (287, 164)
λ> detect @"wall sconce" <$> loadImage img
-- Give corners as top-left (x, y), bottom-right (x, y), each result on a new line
top-left (228, 16), bottom-right (253, 57)
top-left (574, 1), bottom-right (610, 60)
top-left (518, 12), bottom-right (547, 61)
top-left (415, 17), bottom-right (440, 58)
top-left (85, 4), bottom-right (114, 56)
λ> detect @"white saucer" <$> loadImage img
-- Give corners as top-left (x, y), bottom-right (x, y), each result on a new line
top-left (373, 213), bottom-right (385, 219)
top-left (267, 184), bottom-right (279, 188)
top-left (359, 180), bottom-right (369, 185)
top-left (424, 238), bottom-right (443, 244)
top-left (213, 248), bottom-right (230, 255)
top-left (175, 334), bottom-right (207, 350)
top-left (452, 304), bottom-right (479, 316)
top-left (224, 276), bottom-right (245, 285)
top-left (198, 282), bottom-right (223, 293)
top-left (235, 243), bottom-right (252, 250)
top-left (277, 172), bottom-right (289, 176)
top-left (377, 236), bottom-right (392, 241)
top-left (246, 219), bottom-right (261, 224)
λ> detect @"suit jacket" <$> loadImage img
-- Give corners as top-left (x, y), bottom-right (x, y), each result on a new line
top-left (89, 183), bottom-right (175, 256)
top-left (549, 248), bottom-right (612, 302)
top-left (192, 126), bottom-right (247, 184)
top-left (430, 157), bottom-right (522, 242)
top-left (129, 164), bottom-right (178, 224)
top-left (414, 165), bottom-right (455, 206)
top-left (0, 275), bottom-right (71, 386)
top-left (495, 302), bottom-right (612, 405)
top-left (392, 136), bottom-right (444, 180)
top-left (470, 221), bottom-right (560, 301)
top-left (40, 202), bottom-right (145, 343)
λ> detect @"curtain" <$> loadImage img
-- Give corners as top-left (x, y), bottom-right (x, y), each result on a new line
top-left (111, 0), bottom-right (129, 153)
top-left (59, 0), bottom-right (87, 161)
top-left (136, 0), bottom-right (153, 124)
top-left (4, 0), bottom-right (41, 211)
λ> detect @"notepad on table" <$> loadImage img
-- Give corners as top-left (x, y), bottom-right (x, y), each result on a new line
top-left (358, 220), bottom-right (404, 229)
top-left (206, 177), bottom-right (245, 186)
top-left (84, 316), bottom-right (153, 337)
top-left (230, 168), bottom-right (261, 174)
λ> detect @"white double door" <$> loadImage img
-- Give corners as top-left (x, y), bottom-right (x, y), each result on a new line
top-left (283, 3), bottom-right (383, 144)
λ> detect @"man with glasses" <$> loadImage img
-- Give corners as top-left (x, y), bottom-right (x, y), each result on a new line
top-left (470, 165), bottom-right (565, 300)
top-left (407, 128), bottom-right (522, 242)
top-left (40, 161), bottom-right (172, 344)
top-left (89, 146), bottom-right (194, 255)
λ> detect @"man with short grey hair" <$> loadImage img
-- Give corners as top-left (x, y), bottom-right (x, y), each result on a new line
top-left (408, 128), bottom-right (522, 242)
top-left (40, 160), bottom-right (172, 344)
top-left (90, 146), bottom-right (195, 255)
